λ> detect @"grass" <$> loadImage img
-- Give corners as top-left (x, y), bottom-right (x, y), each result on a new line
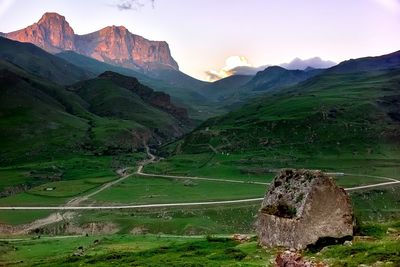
top-left (0, 153), bottom-right (145, 215)
top-left (0, 210), bottom-right (53, 225)
top-left (309, 221), bottom-right (400, 266)
top-left (144, 151), bottom-right (399, 187)
top-left (0, 221), bottom-right (399, 266)
top-left (350, 184), bottom-right (400, 221)
top-left (91, 175), bottom-right (266, 205)
top-left (155, 70), bottom-right (400, 187)
top-left (72, 203), bottom-right (261, 235)
top-left (0, 235), bottom-right (273, 266)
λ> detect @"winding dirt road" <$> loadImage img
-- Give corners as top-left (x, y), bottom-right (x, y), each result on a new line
top-left (0, 146), bottom-right (399, 211)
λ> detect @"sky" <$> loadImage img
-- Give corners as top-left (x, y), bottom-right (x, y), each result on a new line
top-left (0, 0), bottom-right (400, 81)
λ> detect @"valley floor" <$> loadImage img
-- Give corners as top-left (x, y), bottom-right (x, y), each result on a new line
top-left (0, 149), bottom-right (399, 266)
top-left (1, 220), bottom-right (399, 267)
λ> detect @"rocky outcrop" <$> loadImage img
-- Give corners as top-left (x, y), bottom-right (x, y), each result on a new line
top-left (4, 12), bottom-right (178, 71)
top-left (6, 12), bottom-right (75, 53)
top-left (97, 71), bottom-right (188, 122)
top-left (256, 169), bottom-right (354, 250)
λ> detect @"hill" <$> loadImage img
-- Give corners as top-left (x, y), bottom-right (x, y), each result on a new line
top-left (200, 75), bottom-right (253, 102)
top-left (0, 63), bottom-right (188, 164)
top-left (56, 51), bottom-right (211, 120)
top-left (0, 37), bottom-right (92, 85)
top-left (327, 50), bottom-right (400, 74)
top-left (177, 70), bottom-right (400, 156)
top-left (242, 66), bottom-right (322, 92)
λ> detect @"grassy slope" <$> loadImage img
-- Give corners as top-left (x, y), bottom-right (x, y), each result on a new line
top-left (150, 70), bottom-right (400, 179)
top-left (56, 51), bottom-right (216, 121)
top-left (72, 78), bottom-right (177, 130)
top-left (0, 37), bottom-right (92, 85)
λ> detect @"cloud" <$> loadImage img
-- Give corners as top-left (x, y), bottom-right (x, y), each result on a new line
top-left (205, 56), bottom-right (252, 81)
top-left (114, 0), bottom-right (155, 11)
top-left (205, 56), bottom-right (337, 81)
top-left (280, 57), bottom-right (336, 70)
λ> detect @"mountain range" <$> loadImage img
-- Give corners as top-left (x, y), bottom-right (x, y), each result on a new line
top-left (2, 12), bottom-right (178, 72)
top-left (1, 11), bottom-right (400, 166)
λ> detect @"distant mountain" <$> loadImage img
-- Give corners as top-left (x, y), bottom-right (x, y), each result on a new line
top-left (229, 65), bottom-right (269, 76)
top-left (327, 50), bottom-right (400, 74)
top-left (4, 12), bottom-right (178, 71)
top-left (281, 57), bottom-right (336, 70)
top-left (229, 57), bottom-right (335, 76)
top-left (56, 50), bottom-right (162, 86)
top-left (200, 75), bottom-right (253, 101)
top-left (0, 37), bottom-right (92, 85)
top-left (148, 68), bottom-right (208, 90)
top-left (242, 66), bottom-right (322, 92)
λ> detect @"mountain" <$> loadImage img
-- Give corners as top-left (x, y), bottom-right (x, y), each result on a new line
top-left (56, 50), bottom-right (212, 120)
top-left (4, 12), bottom-right (178, 71)
top-left (327, 50), bottom-right (400, 74)
top-left (200, 75), bottom-right (253, 102)
top-left (0, 37), bottom-right (92, 85)
top-left (56, 51), bottom-right (151, 81)
top-left (280, 57), bottom-right (336, 70)
top-left (165, 69), bottom-right (400, 166)
top-left (242, 66), bottom-right (322, 92)
top-left (228, 57), bottom-right (335, 76)
top-left (76, 71), bottom-right (189, 123)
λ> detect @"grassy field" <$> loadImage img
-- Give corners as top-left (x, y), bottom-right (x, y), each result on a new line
top-left (0, 220), bottom-right (399, 266)
top-left (91, 175), bottom-right (266, 205)
top-left (144, 151), bottom-right (399, 186)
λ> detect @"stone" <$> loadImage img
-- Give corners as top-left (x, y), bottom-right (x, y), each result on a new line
top-left (232, 234), bottom-right (250, 243)
top-left (343, 240), bottom-right (353, 246)
top-left (275, 250), bottom-right (327, 267)
top-left (256, 169), bottom-right (354, 250)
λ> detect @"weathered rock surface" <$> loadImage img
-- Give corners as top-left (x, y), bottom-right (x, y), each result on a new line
top-left (256, 169), bottom-right (354, 250)
top-left (4, 12), bottom-right (178, 71)
top-left (5, 12), bottom-right (76, 53)
top-left (275, 250), bottom-right (327, 267)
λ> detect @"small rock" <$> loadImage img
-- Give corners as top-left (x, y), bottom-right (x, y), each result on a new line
top-left (275, 250), bottom-right (327, 267)
top-left (386, 228), bottom-right (398, 234)
top-left (232, 234), bottom-right (250, 243)
top-left (343, 240), bottom-right (352, 246)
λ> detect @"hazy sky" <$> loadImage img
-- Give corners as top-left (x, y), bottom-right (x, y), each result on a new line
top-left (1, 0), bottom-right (400, 80)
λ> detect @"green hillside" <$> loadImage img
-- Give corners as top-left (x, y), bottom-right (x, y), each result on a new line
top-left (0, 37), bottom-right (92, 85)
top-left (56, 51), bottom-right (214, 120)
top-left (69, 72), bottom-right (187, 139)
top-left (0, 67), bottom-right (188, 165)
top-left (150, 69), bottom-right (400, 178)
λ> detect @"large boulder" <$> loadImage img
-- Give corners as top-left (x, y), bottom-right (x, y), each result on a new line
top-left (256, 169), bottom-right (354, 250)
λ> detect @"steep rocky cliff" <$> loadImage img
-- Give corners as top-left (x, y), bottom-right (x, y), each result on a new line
top-left (6, 13), bottom-right (76, 53)
top-left (4, 12), bottom-right (178, 71)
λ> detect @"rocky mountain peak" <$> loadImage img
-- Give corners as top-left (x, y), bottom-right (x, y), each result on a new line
top-left (38, 12), bottom-right (68, 25)
top-left (5, 12), bottom-right (75, 53)
top-left (4, 13), bottom-right (179, 71)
